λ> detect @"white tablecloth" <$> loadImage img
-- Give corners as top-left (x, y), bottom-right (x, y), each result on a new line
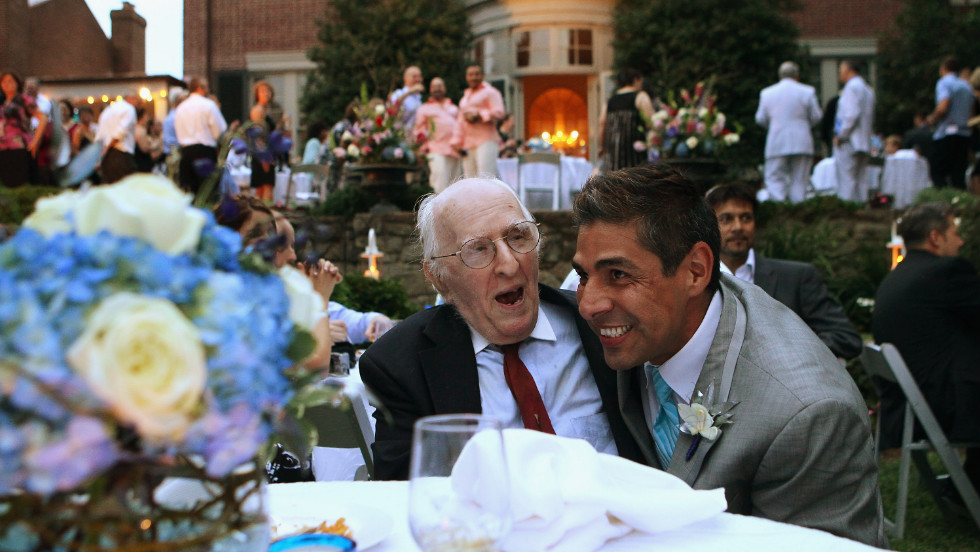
top-left (226, 166), bottom-right (292, 202)
top-left (497, 156), bottom-right (594, 210)
top-left (268, 481), bottom-right (884, 552)
top-left (808, 157), bottom-right (882, 201)
top-left (880, 152), bottom-right (931, 208)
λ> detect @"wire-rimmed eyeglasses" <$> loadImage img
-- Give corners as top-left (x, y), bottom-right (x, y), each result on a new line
top-left (429, 221), bottom-right (540, 269)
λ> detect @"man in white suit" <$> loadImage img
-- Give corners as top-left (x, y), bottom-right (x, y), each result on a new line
top-left (833, 59), bottom-right (875, 202)
top-left (755, 61), bottom-right (822, 203)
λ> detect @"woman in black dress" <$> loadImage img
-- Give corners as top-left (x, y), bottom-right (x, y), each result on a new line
top-left (598, 68), bottom-right (654, 173)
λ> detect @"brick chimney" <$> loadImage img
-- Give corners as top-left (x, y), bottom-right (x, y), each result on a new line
top-left (110, 1), bottom-right (146, 75)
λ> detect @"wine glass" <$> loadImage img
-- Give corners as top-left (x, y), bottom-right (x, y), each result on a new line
top-left (408, 414), bottom-right (510, 552)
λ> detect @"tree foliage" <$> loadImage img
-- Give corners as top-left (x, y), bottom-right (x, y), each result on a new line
top-left (875, 0), bottom-right (980, 136)
top-left (612, 0), bottom-right (805, 165)
top-left (302, 0), bottom-right (472, 127)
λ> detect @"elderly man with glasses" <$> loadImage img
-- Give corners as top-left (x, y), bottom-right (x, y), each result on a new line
top-left (359, 177), bottom-right (644, 480)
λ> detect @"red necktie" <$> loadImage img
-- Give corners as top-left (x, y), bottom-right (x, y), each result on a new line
top-left (501, 343), bottom-right (555, 434)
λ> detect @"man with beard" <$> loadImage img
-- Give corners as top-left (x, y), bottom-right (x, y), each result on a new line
top-left (359, 177), bottom-right (643, 480)
top-left (705, 183), bottom-right (861, 360)
top-left (413, 77), bottom-right (461, 193)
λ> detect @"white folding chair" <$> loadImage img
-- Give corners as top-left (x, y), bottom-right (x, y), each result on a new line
top-left (517, 152), bottom-right (561, 210)
top-left (861, 343), bottom-right (980, 538)
top-left (287, 164), bottom-right (330, 206)
top-left (302, 381), bottom-right (375, 480)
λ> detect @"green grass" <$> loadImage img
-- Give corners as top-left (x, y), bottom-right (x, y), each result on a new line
top-left (877, 453), bottom-right (979, 550)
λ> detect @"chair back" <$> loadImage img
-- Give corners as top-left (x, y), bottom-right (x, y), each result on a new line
top-left (301, 382), bottom-right (375, 479)
top-left (517, 152), bottom-right (561, 210)
top-left (287, 163), bottom-right (330, 204)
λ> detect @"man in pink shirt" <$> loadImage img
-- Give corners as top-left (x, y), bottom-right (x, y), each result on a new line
top-left (414, 77), bottom-right (461, 193)
top-left (452, 65), bottom-right (505, 177)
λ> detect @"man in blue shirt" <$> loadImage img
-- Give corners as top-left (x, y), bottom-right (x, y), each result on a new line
top-left (926, 56), bottom-right (974, 189)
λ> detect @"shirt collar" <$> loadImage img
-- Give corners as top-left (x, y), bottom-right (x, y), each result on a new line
top-left (720, 248), bottom-right (755, 279)
top-left (649, 290), bottom-right (723, 404)
top-left (470, 304), bottom-right (556, 354)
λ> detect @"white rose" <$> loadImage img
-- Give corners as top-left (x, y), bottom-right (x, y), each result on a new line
top-left (698, 107), bottom-right (709, 118)
top-left (67, 292), bottom-right (207, 443)
top-left (279, 265), bottom-right (326, 333)
top-left (724, 133), bottom-right (740, 146)
top-left (347, 144), bottom-right (361, 158)
top-left (375, 104), bottom-right (385, 115)
top-left (22, 190), bottom-right (80, 237)
top-left (686, 136), bottom-right (699, 150)
top-left (73, 174), bottom-right (206, 255)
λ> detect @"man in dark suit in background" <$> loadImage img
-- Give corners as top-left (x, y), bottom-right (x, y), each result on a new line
top-left (705, 183), bottom-right (862, 360)
top-left (359, 177), bottom-right (642, 480)
top-left (872, 202), bottom-right (979, 492)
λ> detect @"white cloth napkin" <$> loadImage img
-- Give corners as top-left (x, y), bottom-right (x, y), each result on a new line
top-left (451, 429), bottom-right (727, 552)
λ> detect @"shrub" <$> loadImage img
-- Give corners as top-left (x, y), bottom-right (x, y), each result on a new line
top-left (316, 182), bottom-right (432, 216)
top-left (329, 274), bottom-right (420, 321)
top-left (0, 186), bottom-right (62, 225)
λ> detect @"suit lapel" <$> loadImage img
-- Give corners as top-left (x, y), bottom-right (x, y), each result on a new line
top-left (753, 254), bottom-right (777, 295)
top-left (618, 368), bottom-right (661, 468)
top-left (668, 279), bottom-right (742, 486)
top-left (418, 306), bottom-right (482, 414)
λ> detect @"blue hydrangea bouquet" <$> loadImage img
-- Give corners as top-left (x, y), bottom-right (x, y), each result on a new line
top-left (0, 174), bottom-right (329, 550)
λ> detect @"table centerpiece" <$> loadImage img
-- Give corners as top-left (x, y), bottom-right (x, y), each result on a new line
top-left (0, 174), bottom-right (333, 551)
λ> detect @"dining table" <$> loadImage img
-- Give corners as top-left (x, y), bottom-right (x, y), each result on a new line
top-left (879, 150), bottom-right (931, 208)
top-left (267, 480), bottom-right (885, 552)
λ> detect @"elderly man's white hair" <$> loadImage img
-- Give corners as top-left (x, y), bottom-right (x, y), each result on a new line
top-left (778, 61), bottom-right (799, 80)
top-left (417, 176), bottom-right (534, 278)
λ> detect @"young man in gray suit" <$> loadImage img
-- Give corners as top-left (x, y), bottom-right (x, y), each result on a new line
top-left (705, 183), bottom-right (862, 360)
top-left (755, 61), bottom-right (823, 203)
top-left (570, 164), bottom-right (885, 546)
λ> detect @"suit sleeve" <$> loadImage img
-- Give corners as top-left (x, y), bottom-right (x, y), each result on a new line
top-left (358, 351), bottom-right (417, 480)
top-left (755, 92), bottom-right (768, 128)
top-left (807, 90), bottom-right (823, 127)
top-left (836, 83), bottom-right (859, 140)
top-left (752, 399), bottom-right (885, 546)
top-left (796, 264), bottom-right (863, 360)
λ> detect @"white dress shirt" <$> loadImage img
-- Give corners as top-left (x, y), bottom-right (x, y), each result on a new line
top-left (94, 100), bottom-right (136, 153)
top-left (719, 248), bottom-right (756, 284)
top-left (641, 291), bottom-right (722, 439)
top-left (174, 93), bottom-right (227, 147)
top-left (470, 302), bottom-right (617, 455)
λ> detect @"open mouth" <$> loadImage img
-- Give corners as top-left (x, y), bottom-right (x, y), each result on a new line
top-left (495, 287), bottom-right (525, 306)
top-left (599, 325), bottom-right (632, 338)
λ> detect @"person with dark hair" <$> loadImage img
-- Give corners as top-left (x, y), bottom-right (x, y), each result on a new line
top-left (451, 65), bottom-right (506, 177)
top-left (175, 77), bottom-right (228, 197)
top-left (302, 120), bottom-right (328, 164)
top-left (570, 163), bottom-right (885, 545)
top-left (872, 202), bottom-right (979, 494)
top-left (414, 77), bottom-right (461, 193)
top-left (598, 68), bottom-right (654, 173)
top-left (755, 61), bottom-right (823, 202)
top-left (1, 70), bottom-right (44, 188)
top-left (94, 94), bottom-right (140, 184)
top-left (833, 59), bottom-right (875, 202)
top-left (926, 56), bottom-right (973, 189)
top-left (704, 183), bottom-right (861, 359)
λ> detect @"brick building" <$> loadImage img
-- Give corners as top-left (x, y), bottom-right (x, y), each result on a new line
top-left (182, 0), bottom-right (907, 159)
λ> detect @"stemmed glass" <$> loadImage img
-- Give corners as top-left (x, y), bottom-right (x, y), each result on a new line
top-left (408, 414), bottom-right (510, 552)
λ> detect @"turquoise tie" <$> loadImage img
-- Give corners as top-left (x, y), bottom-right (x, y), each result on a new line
top-left (648, 366), bottom-right (680, 468)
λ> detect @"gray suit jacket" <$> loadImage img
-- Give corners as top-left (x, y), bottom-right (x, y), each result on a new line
top-left (619, 275), bottom-right (885, 547)
top-left (754, 253), bottom-right (862, 360)
top-left (755, 78), bottom-right (822, 158)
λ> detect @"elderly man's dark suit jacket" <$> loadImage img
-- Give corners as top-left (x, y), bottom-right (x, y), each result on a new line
top-left (872, 249), bottom-right (980, 448)
top-left (754, 253), bottom-right (862, 359)
top-left (358, 284), bottom-right (644, 480)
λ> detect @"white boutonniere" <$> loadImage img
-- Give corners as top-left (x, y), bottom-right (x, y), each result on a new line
top-left (678, 381), bottom-right (738, 460)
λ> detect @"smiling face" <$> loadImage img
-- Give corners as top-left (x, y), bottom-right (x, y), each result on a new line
top-left (425, 181), bottom-right (539, 345)
top-left (429, 78), bottom-right (446, 100)
top-left (466, 66), bottom-right (484, 90)
top-left (404, 67), bottom-right (422, 88)
top-left (573, 221), bottom-right (710, 369)
top-left (1, 74), bottom-right (18, 99)
top-left (713, 199), bottom-right (755, 269)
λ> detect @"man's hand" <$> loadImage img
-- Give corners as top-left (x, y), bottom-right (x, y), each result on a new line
top-left (329, 319), bottom-right (349, 343)
top-left (364, 315), bottom-right (394, 342)
top-left (464, 110), bottom-right (481, 124)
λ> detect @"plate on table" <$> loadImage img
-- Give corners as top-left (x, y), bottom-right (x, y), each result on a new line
top-left (271, 502), bottom-right (392, 550)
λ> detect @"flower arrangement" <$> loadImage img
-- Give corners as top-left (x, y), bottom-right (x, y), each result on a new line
top-left (677, 381), bottom-right (738, 461)
top-left (332, 83), bottom-right (420, 166)
top-left (0, 174), bottom-right (328, 550)
top-left (645, 82), bottom-right (741, 161)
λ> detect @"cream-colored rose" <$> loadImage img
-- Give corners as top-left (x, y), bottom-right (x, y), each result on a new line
top-left (347, 144), bottom-right (361, 158)
top-left (72, 174), bottom-right (206, 255)
top-left (279, 265), bottom-right (326, 333)
top-left (686, 136), bottom-right (699, 150)
top-left (723, 133), bottom-right (740, 146)
top-left (67, 292), bottom-right (207, 443)
top-left (22, 190), bottom-right (80, 237)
